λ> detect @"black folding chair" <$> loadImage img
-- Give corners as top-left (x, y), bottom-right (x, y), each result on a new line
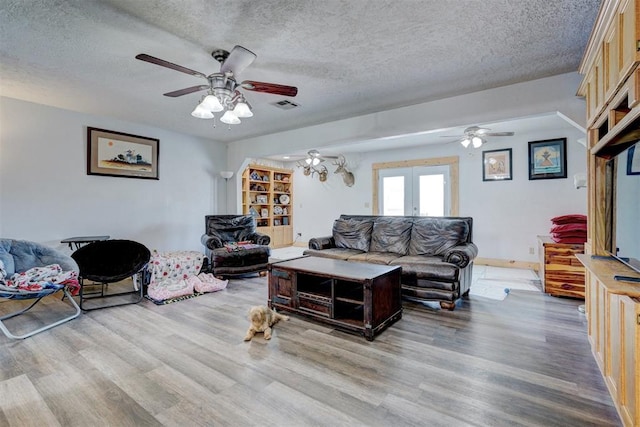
top-left (71, 239), bottom-right (150, 311)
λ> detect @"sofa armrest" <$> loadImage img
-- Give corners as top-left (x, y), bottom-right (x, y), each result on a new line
top-left (246, 232), bottom-right (271, 246)
top-left (443, 242), bottom-right (478, 268)
top-left (201, 233), bottom-right (224, 250)
top-left (308, 236), bottom-right (335, 250)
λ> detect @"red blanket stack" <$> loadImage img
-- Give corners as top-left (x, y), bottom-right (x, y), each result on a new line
top-left (549, 214), bottom-right (587, 244)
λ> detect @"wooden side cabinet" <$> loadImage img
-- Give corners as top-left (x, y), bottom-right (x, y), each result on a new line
top-left (538, 236), bottom-right (585, 298)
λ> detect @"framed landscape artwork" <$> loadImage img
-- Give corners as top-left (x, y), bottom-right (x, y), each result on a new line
top-left (87, 127), bottom-right (159, 179)
top-left (482, 148), bottom-right (512, 181)
top-left (528, 138), bottom-right (567, 180)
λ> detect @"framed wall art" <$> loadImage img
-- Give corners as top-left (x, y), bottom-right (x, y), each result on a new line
top-left (528, 138), bottom-right (567, 180)
top-left (482, 148), bottom-right (512, 181)
top-left (627, 144), bottom-right (640, 175)
top-left (87, 127), bottom-right (159, 180)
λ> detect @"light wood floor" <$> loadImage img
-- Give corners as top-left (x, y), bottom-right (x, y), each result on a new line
top-left (0, 276), bottom-right (621, 426)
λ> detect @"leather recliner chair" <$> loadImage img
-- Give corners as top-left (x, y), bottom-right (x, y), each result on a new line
top-left (200, 215), bottom-right (271, 277)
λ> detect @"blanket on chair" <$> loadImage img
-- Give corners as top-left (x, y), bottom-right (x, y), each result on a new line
top-left (146, 250), bottom-right (227, 303)
top-left (0, 261), bottom-right (80, 297)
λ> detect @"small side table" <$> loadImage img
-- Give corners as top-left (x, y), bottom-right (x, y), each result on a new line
top-left (61, 235), bottom-right (110, 251)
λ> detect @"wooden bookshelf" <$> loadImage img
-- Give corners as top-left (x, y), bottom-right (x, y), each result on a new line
top-left (242, 164), bottom-right (293, 248)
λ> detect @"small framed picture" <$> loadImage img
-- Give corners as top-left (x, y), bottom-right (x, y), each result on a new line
top-left (274, 219), bottom-right (281, 226)
top-left (260, 208), bottom-right (269, 218)
top-left (627, 144), bottom-right (640, 175)
top-left (256, 195), bottom-right (268, 204)
top-left (528, 138), bottom-right (567, 180)
top-left (482, 148), bottom-right (512, 181)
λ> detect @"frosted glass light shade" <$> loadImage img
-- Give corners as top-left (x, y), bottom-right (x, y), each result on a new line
top-left (201, 94), bottom-right (224, 112)
top-left (460, 138), bottom-right (471, 148)
top-left (233, 101), bottom-right (253, 118)
top-left (220, 110), bottom-right (240, 124)
top-left (472, 136), bottom-right (483, 148)
top-left (191, 105), bottom-right (214, 119)
top-left (220, 171), bottom-right (234, 179)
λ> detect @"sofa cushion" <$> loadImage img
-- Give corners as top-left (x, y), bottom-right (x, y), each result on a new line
top-left (347, 251), bottom-right (402, 265)
top-left (369, 218), bottom-right (412, 255)
top-left (303, 248), bottom-right (364, 260)
top-left (332, 219), bottom-right (373, 252)
top-left (409, 218), bottom-right (469, 256)
top-left (390, 255), bottom-right (460, 281)
top-left (206, 215), bottom-right (257, 243)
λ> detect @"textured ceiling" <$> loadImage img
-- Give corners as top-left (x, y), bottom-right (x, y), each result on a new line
top-left (0, 0), bottom-right (601, 145)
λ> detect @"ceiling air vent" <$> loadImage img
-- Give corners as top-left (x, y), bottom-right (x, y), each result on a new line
top-left (272, 99), bottom-right (300, 110)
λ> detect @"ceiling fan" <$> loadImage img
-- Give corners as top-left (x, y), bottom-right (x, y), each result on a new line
top-left (441, 126), bottom-right (515, 148)
top-left (303, 149), bottom-right (339, 166)
top-left (135, 45), bottom-right (298, 124)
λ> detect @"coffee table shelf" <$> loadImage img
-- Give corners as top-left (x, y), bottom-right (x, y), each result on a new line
top-left (268, 256), bottom-right (402, 340)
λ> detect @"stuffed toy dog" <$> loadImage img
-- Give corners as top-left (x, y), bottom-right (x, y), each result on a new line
top-left (244, 305), bottom-right (289, 341)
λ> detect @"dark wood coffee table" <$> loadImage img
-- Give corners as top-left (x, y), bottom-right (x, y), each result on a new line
top-left (268, 256), bottom-right (402, 340)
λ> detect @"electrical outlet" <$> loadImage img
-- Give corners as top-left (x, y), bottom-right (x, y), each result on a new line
top-left (529, 247), bottom-right (535, 255)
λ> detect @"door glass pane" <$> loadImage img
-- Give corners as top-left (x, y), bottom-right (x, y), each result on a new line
top-left (418, 174), bottom-right (444, 216)
top-left (383, 176), bottom-right (405, 215)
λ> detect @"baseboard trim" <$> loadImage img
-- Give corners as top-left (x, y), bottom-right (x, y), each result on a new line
top-left (475, 257), bottom-right (539, 272)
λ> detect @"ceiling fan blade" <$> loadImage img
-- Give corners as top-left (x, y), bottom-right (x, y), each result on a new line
top-left (241, 80), bottom-right (298, 97)
top-left (485, 132), bottom-right (515, 137)
top-left (220, 45), bottom-right (257, 75)
top-left (135, 54), bottom-right (207, 79)
top-left (163, 85), bottom-right (210, 97)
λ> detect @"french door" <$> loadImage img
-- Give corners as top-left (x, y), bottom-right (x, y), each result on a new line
top-left (377, 165), bottom-right (451, 216)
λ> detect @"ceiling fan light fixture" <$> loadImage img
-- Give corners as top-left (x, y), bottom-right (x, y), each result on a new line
top-left (460, 138), bottom-right (471, 148)
top-left (233, 99), bottom-right (253, 118)
top-left (311, 157), bottom-right (321, 166)
top-left (220, 110), bottom-right (240, 125)
top-left (305, 157), bottom-right (312, 165)
top-left (200, 94), bottom-right (224, 112)
top-left (191, 104), bottom-right (214, 119)
top-left (472, 136), bottom-right (484, 148)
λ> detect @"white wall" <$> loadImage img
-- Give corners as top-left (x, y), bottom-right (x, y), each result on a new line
top-left (0, 97), bottom-right (226, 253)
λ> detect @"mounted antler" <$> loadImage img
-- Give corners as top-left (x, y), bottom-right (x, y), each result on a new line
top-left (297, 160), bottom-right (328, 181)
top-left (332, 155), bottom-right (355, 187)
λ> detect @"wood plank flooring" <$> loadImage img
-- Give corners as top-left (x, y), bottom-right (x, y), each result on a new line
top-left (0, 276), bottom-right (621, 426)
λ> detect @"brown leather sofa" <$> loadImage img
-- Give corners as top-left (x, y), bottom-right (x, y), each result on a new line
top-left (201, 215), bottom-right (271, 277)
top-left (304, 215), bottom-right (478, 310)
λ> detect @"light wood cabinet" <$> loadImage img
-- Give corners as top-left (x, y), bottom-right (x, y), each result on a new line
top-left (578, 255), bottom-right (640, 427)
top-left (579, 3), bottom-right (640, 424)
top-left (537, 236), bottom-right (585, 298)
top-left (241, 164), bottom-right (293, 248)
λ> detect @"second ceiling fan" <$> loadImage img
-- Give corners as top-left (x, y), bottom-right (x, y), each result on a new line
top-left (441, 126), bottom-right (515, 148)
top-left (136, 45), bottom-right (298, 124)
